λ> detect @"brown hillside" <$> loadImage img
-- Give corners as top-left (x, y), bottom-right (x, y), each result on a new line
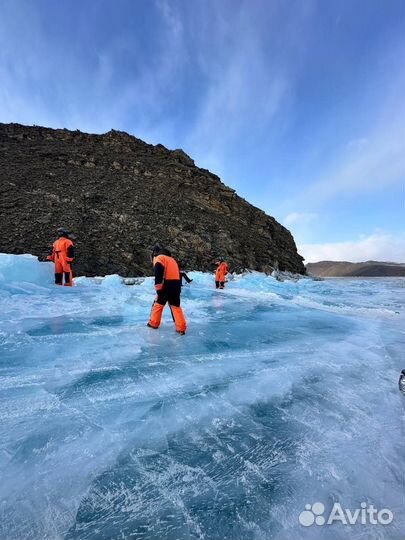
top-left (0, 122), bottom-right (304, 276)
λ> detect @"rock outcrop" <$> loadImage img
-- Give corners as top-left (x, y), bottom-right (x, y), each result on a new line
top-left (0, 123), bottom-right (305, 276)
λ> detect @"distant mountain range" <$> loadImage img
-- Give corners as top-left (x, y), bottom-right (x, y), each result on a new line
top-left (306, 260), bottom-right (405, 277)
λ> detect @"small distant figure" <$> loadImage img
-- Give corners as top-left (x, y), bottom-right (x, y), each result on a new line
top-left (147, 245), bottom-right (187, 334)
top-left (399, 369), bottom-right (405, 397)
top-left (215, 257), bottom-right (229, 289)
top-left (47, 227), bottom-right (75, 286)
top-left (180, 271), bottom-right (193, 286)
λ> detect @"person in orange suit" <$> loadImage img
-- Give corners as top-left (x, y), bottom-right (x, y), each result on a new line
top-left (147, 245), bottom-right (187, 335)
top-left (47, 227), bottom-right (75, 286)
top-left (215, 257), bottom-right (229, 289)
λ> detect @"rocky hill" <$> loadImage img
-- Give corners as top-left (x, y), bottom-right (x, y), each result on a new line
top-left (0, 123), bottom-right (304, 277)
top-left (306, 260), bottom-right (405, 277)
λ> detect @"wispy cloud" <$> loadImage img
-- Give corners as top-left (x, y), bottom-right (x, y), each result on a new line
top-left (187, 51), bottom-right (288, 174)
top-left (0, 0), bottom-right (403, 261)
top-left (178, 0), bottom-right (314, 175)
top-left (299, 113), bottom-right (404, 205)
top-left (284, 212), bottom-right (318, 226)
top-left (0, 0), bottom-right (188, 140)
top-left (300, 232), bottom-right (405, 263)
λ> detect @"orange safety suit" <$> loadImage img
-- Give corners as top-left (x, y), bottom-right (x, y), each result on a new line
top-left (47, 236), bottom-right (75, 286)
top-left (148, 253), bottom-right (187, 334)
top-left (215, 261), bottom-right (229, 289)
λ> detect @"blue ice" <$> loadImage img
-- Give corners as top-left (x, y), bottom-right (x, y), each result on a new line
top-left (0, 254), bottom-right (404, 539)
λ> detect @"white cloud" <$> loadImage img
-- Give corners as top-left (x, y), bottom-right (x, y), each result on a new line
top-left (187, 65), bottom-right (287, 175)
top-left (0, 0), bottom-right (187, 141)
top-left (179, 0), bottom-right (314, 175)
top-left (284, 212), bottom-right (318, 226)
top-left (302, 114), bottom-right (404, 205)
top-left (300, 232), bottom-right (405, 263)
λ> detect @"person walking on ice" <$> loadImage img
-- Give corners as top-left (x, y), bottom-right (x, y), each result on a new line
top-left (147, 245), bottom-right (187, 335)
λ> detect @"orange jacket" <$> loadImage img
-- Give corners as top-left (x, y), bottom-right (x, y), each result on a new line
top-left (153, 254), bottom-right (180, 291)
top-left (215, 261), bottom-right (229, 281)
top-left (47, 237), bottom-right (75, 263)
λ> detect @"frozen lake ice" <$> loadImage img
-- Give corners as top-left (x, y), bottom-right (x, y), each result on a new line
top-left (0, 254), bottom-right (404, 539)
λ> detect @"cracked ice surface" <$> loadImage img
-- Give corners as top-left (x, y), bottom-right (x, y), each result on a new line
top-left (0, 253), bottom-right (404, 539)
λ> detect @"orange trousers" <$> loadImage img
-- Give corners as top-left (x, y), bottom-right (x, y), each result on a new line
top-left (54, 260), bottom-right (73, 287)
top-left (148, 283), bottom-right (186, 333)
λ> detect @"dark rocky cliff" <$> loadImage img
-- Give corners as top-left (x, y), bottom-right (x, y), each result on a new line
top-left (0, 123), bottom-right (304, 276)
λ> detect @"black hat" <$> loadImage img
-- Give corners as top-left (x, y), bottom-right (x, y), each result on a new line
top-left (151, 244), bottom-right (162, 259)
top-left (151, 244), bottom-right (172, 260)
top-left (57, 227), bottom-right (69, 237)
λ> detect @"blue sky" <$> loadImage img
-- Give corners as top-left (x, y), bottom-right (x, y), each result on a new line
top-left (1, 0), bottom-right (404, 262)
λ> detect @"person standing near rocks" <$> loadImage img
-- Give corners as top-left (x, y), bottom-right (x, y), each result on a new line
top-left (47, 227), bottom-right (75, 286)
top-left (215, 257), bottom-right (229, 289)
top-left (147, 245), bottom-right (187, 334)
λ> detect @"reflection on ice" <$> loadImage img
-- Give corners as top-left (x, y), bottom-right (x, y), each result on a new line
top-left (0, 254), bottom-right (404, 539)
